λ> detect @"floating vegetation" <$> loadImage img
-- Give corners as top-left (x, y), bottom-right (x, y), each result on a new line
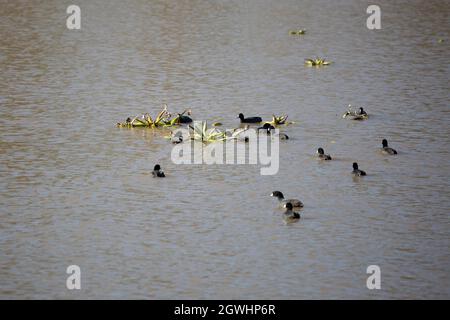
top-left (304, 57), bottom-right (331, 67)
top-left (116, 105), bottom-right (171, 128)
top-left (342, 105), bottom-right (369, 120)
top-left (289, 29), bottom-right (306, 36)
top-left (265, 115), bottom-right (291, 126)
top-left (116, 105), bottom-right (191, 128)
top-left (184, 122), bottom-right (252, 143)
top-left (212, 122), bottom-right (222, 127)
top-left (189, 121), bottom-right (227, 143)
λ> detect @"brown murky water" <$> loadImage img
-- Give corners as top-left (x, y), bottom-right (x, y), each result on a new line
top-left (0, 0), bottom-right (449, 299)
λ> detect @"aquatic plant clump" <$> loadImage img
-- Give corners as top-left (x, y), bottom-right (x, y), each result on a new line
top-left (189, 121), bottom-right (227, 143)
top-left (304, 57), bottom-right (331, 66)
top-left (116, 105), bottom-right (191, 128)
top-left (192, 122), bottom-right (253, 143)
top-left (116, 105), bottom-right (171, 128)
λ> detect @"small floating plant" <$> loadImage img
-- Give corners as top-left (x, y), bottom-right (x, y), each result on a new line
top-left (264, 114), bottom-right (292, 126)
top-left (289, 29), bottom-right (306, 36)
top-left (304, 57), bottom-right (331, 67)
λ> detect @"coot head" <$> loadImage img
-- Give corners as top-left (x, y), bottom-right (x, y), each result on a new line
top-left (271, 191), bottom-right (284, 199)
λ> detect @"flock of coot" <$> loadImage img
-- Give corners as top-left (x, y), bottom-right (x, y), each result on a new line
top-left (150, 106), bottom-right (398, 223)
top-left (122, 29), bottom-right (400, 224)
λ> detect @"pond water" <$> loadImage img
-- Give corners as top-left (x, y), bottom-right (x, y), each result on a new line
top-left (0, 0), bottom-right (449, 299)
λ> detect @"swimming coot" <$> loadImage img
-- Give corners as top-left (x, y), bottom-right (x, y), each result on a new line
top-left (317, 148), bottom-right (332, 160)
top-left (283, 202), bottom-right (301, 222)
top-left (381, 139), bottom-right (397, 155)
top-left (258, 124), bottom-right (289, 139)
top-left (152, 164), bottom-right (166, 177)
top-left (238, 113), bottom-right (262, 123)
top-left (358, 107), bottom-right (367, 116)
top-left (352, 162), bottom-right (366, 176)
top-left (257, 123), bottom-right (275, 133)
top-left (271, 191), bottom-right (303, 208)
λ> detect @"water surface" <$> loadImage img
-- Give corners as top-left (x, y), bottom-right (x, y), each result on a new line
top-left (0, 0), bottom-right (449, 299)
